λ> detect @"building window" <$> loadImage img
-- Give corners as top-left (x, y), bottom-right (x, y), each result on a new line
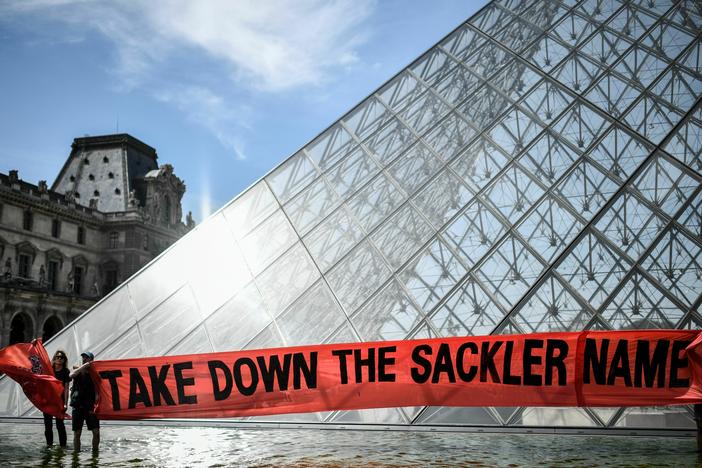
top-left (83, 158), bottom-right (89, 165)
top-left (88, 174), bottom-right (95, 181)
top-left (104, 268), bottom-right (118, 294)
top-left (9, 313), bottom-right (31, 345)
top-left (77, 226), bottom-right (86, 245)
top-left (74, 192), bottom-right (80, 198)
top-left (125, 229), bottom-right (136, 248)
top-left (51, 219), bottom-right (61, 239)
top-left (115, 188), bottom-right (121, 195)
top-left (0, 203), bottom-right (4, 222)
top-left (42, 316), bottom-right (63, 342)
top-left (48, 261), bottom-right (59, 291)
top-left (103, 156), bottom-right (109, 163)
top-left (69, 175), bottom-right (75, 182)
top-left (125, 253), bottom-right (138, 276)
top-left (109, 231), bottom-right (119, 249)
top-left (18, 254), bottom-right (31, 278)
top-left (108, 172), bottom-right (114, 179)
top-left (73, 266), bottom-right (84, 295)
top-left (93, 190), bottom-right (100, 197)
top-left (22, 210), bottom-right (33, 231)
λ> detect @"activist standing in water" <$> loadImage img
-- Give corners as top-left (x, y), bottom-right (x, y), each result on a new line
top-left (30, 339), bottom-right (71, 447)
top-left (69, 351), bottom-right (99, 452)
top-left (44, 349), bottom-right (70, 447)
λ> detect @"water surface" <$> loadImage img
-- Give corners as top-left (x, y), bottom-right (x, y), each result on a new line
top-left (0, 422), bottom-right (698, 467)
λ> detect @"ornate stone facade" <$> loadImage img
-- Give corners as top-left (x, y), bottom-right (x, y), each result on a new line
top-left (0, 134), bottom-right (193, 347)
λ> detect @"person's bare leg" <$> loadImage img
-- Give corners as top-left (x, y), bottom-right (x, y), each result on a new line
top-left (91, 428), bottom-right (100, 452)
top-left (73, 429), bottom-right (81, 452)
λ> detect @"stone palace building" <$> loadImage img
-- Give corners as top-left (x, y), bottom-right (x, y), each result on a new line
top-left (0, 134), bottom-right (193, 347)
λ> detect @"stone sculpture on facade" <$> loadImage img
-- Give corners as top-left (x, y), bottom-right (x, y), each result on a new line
top-left (66, 271), bottom-right (74, 293)
top-left (186, 211), bottom-right (195, 229)
top-left (4, 257), bottom-right (11, 280)
top-left (38, 264), bottom-right (46, 287)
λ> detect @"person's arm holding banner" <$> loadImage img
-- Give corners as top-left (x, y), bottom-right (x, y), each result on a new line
top-left (0, 338), bottom-right (68, 418)
top-left (70, 361), bottom-right (91, 380)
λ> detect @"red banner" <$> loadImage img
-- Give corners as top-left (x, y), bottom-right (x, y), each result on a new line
top-left (90, 330), bottom-right (702, 420)
top-left (0, 339), bottom-right (68, 419)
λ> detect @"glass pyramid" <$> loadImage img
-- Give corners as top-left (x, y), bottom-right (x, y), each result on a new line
top-left (2, 0), bottom-right (702, 431)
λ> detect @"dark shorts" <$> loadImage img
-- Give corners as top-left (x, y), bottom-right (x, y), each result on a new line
top-left (71, 407), bottom-right (99, 431)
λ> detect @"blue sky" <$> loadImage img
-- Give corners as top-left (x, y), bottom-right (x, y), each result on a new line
top-left (0, 1), bottom-right (485, 223)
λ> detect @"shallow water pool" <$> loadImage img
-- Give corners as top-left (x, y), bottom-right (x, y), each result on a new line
top-left (0, 421), bottom-right (699, 467)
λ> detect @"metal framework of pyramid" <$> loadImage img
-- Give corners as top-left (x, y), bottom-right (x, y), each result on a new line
top-left (2, 0), bottom-right (702, 432)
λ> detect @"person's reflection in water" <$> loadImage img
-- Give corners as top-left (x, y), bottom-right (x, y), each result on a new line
top-left (69, 448), bottom-right (99, 468)
top-left (40, 446), bottom-right (53, 467)
top-left (40, 445), bottom-right (67, 467)
top-left (88, 450), bottom-right (99, 468)
top-left (70, 450), bottom-right (81, 468)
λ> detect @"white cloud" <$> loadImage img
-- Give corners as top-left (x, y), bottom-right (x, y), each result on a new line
top-left (155, 85), bottom-right (251, 160)
top-left (152, 0), bottom-right (374, 91)
top-left (2, 0), bottom-right (376, 92)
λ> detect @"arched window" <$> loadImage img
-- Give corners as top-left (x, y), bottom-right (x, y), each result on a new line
top-left (9, 312), bottom-right (33, 345)
top-left (42, 316), bottom-right (63, 342)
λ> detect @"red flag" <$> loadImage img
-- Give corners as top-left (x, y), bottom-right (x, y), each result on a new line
top-left (0, 339), bottom-right (68, 419)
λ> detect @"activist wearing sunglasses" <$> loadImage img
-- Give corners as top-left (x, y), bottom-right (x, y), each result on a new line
top-left (44, 349), bottom-right (70, 447)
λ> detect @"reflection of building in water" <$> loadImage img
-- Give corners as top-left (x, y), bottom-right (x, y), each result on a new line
top-left (3, 1), bottom-right (702, 433)
top-left (0, 134), bottom-right (193, 347)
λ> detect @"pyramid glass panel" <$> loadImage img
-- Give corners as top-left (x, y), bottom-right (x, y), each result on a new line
top-left (511, 273), bottom-right (593, 333)
top-left (430, 276), bottom-right (507, 337)
top-left (3, 0), bottom-right (702, 432)
top-left (613, 406), bottom-right (695, 429)
top-left (415, 406), bottom-right (500, 425)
